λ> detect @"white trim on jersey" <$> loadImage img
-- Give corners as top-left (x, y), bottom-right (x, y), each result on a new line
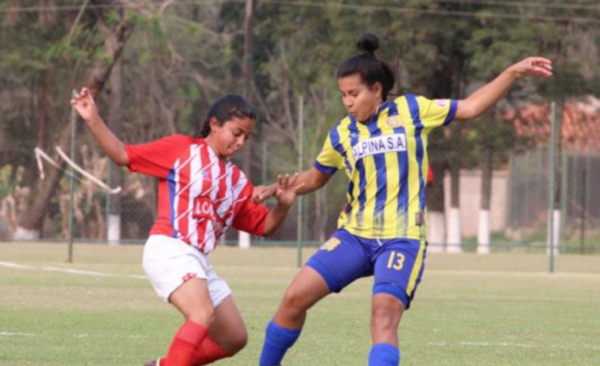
top-left (201, 148), bottom-right (221, 253)
top-left (188, 143), bottom-right (203, 247)
top-left (216, 163), bottom-right (234, 216)
top-left (175, 150), bottom-right (217, 197)
top-left (171, 158), bottom-right (181, 237)
top-left (225, 175), bottom-right (248, 228)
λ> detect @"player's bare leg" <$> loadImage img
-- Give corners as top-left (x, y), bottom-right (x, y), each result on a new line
top-left (260, 266), bottom-right (330, 366)
top-left (163, 278), bottom-right (213, 366)
top-left (274, 266), bottom-right (330, 329)
top-left (170, 278), bottom-right (214, 325)
top-left (147, 294), bottom-right (244, 366)
top-left (369, 293), bottom-right (405, 365)
top-left (371, 293), bottom-right (404, 345)
top-left (209, 296), bottom-right (248, 356)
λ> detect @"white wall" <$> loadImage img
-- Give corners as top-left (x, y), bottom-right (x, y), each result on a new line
top-left (443, 170), bottom-right (509, 237)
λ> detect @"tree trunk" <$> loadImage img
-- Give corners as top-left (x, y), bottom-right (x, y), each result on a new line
top-left (241, 0), bottom-right (255, 175)
top-left (549, 99), bottom-right (564, 256)
top-left (5, 0), bottom-right (19, 23)
top-left (107, 58), bottom-right (123, 244)
top-left (14, 9), bottom-right (134, 239)
top-left (315, 188), bottom-right (328, 242)
top-left (446, 125), bottom-right (462, 253)
top-left (427, 49), bottom-right (465, 253)
top-left (35, 72), bottom-right (50, 151)
top-left (477, 116), bottom-right (494, 254)
top-left (426, 139), bottom-right (447, 252)
top-left (38, 0), bottom-right (51, 26)
top-left (238, 0), bottom-right (255, 248)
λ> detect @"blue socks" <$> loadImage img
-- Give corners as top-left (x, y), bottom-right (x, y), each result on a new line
top-left (259, 320), bottom-right (400, 366)
top-left (259, 319), bottom-right (302, 366)
top-left (368, 343), bottom-right (401, 366)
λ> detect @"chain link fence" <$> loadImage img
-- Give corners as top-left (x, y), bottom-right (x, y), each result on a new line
top-left (0, 0), bottom-right (598, 264)
top-left (2, 101), bottom-right (599, 256)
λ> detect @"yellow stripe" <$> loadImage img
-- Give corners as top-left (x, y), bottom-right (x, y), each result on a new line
top-left (406, 240), bottom-right (426, 296)
top-left (379, 111), bottom-right (401, 238)
top-left (418, 127), bottom-right (430, 238)
top-left (399, 98), bottom-right (422, 239)
top-left (360, 120), bottom-right (377, 234)
top-left (337, 118), bottom-right (356, 228)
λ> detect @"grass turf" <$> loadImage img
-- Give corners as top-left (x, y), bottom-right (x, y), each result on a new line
top-left (0, 243), bottom-right (599, 366)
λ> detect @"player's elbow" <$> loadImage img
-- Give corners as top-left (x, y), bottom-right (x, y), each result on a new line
top-left (112, 150), bottom-right (130, 166)
top-left (262, 225), bottom-right (276, 237)
top-left (454, 101), bottom-right (480, 121)
top-left (262, 215), bottom-right (285, 238)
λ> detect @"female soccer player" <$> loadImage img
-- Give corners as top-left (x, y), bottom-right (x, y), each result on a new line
top-left (70, 88), bottom-right (302, 366)
top-left (256, 34), bottom-right (552, 366)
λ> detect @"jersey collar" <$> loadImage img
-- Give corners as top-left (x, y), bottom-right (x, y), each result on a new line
top-left (365, 101), bottom-right (393, 124)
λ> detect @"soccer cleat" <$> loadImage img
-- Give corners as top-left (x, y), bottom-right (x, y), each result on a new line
top-left (143, 359), bottom-right (160, 366)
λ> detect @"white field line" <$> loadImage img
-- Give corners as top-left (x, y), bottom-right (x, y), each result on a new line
top-left (426, 269), bottom-right (600, 279)
top-left (2, 261), bottom-right (599, 282)
top-left (0, 261), bottom-right (146, 280)
top-left (0, 331), bottom-right (35, 337)
top-left (213, 263), bottom-right (600, 278)
top-left (430, 341), bottom-right (535, 348)
top-left (0, 332), bottom-right (137, 340)
top-left (0, 262), bottom-right (34, 269)
top-left (429, 341), bottom-right (600, 351)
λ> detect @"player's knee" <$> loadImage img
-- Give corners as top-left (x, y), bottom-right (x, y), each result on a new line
top-left (371, 297), bottom-right (402, 329)
top-left (281, 287), bottom-right (309, 312)
top-left (226, 327), bottom-right (248, 355)
top-left (187, 306), bottom-right (215, 326)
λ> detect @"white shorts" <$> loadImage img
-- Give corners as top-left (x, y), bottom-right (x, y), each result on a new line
top-left (143, 235), bottom-right (231, 306)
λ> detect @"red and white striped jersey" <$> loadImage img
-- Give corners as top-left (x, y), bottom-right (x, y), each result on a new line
top-left (125, 134), bottom-right (268, 254)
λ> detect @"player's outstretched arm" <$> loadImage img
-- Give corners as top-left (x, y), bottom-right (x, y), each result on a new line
top-left (70, 88), bottom-right (130, 166)
top-left (262, 173), bottom-right (304, 236)
top-left (454, 57), bottom-right (553, 121)
top-left (252, 167), bottom-right (331, 203)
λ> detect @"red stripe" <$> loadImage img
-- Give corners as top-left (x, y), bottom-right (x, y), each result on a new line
top-left (176, 151), bottom-right (190, 241)
top-left (196, 144), bottom-right (212, 250)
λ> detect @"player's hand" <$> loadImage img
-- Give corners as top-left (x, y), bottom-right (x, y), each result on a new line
top-left (252, 184), bottom-right (277, 203)
top-left (508, 57), bottom-right (553, 79)
top-left (70, 88), bottom-right (100, 123)
top-left (274, 173), bottom-right (304, 206)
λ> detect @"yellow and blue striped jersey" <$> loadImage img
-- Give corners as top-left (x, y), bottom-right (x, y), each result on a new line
top-left (314, 94), bottom-right (457, 240)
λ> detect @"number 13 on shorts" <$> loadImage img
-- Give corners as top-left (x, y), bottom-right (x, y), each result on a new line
top-left (386, 251), bottom-right (405, 270)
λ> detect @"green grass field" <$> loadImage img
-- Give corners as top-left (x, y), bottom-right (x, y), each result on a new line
top-left (1, 243), bottom-right (599, 366)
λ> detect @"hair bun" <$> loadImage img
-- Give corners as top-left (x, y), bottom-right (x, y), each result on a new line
top-left (357, 33), bottom-right (380, 56)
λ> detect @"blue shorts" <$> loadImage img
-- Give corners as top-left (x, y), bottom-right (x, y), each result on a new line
top-left (306, 228), bottom-right (427, 309)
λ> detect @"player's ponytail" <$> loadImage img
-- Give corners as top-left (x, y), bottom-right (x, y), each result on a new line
top-left (357, 33), bottom-right (379, 56)
top-left (337, 33), bottom-right (395, 101)
top-left (199, 94), bottom-right (256, 138)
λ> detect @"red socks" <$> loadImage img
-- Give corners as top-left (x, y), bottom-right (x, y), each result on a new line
top-left (191, 334), bottom-right (229, 365)
top-left (165, 321), bottom-right (209, 366)
top-left (160, 331), bottom-right (229, 366)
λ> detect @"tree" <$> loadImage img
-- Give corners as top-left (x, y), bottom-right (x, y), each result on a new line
top-left (13, 0), bottom-right (134, 239)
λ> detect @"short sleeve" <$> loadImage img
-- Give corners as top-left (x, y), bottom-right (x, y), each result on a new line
top-left (232, 181), bottom-right (269, 236)
top-left (125, 134), bottom-right (191, 178)
top-left (313, 132), bottom-right (344, 175)
top-left (417, 96), bottom-right (458, 130)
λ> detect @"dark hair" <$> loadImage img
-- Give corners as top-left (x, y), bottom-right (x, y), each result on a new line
top-left (336, 33), bottom-right (395, 101)
top-left (199, 94), bottom-right (256, 138)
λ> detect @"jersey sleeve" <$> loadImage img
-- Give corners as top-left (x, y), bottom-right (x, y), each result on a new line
top-left (232, 180), bottom-right (269, 236)
top-left (417, 96), bottom-right (458, 130)
top-left (313, 131), bottom-right (344, 175)
top-left (125, 134), bottom-right (189, 178)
